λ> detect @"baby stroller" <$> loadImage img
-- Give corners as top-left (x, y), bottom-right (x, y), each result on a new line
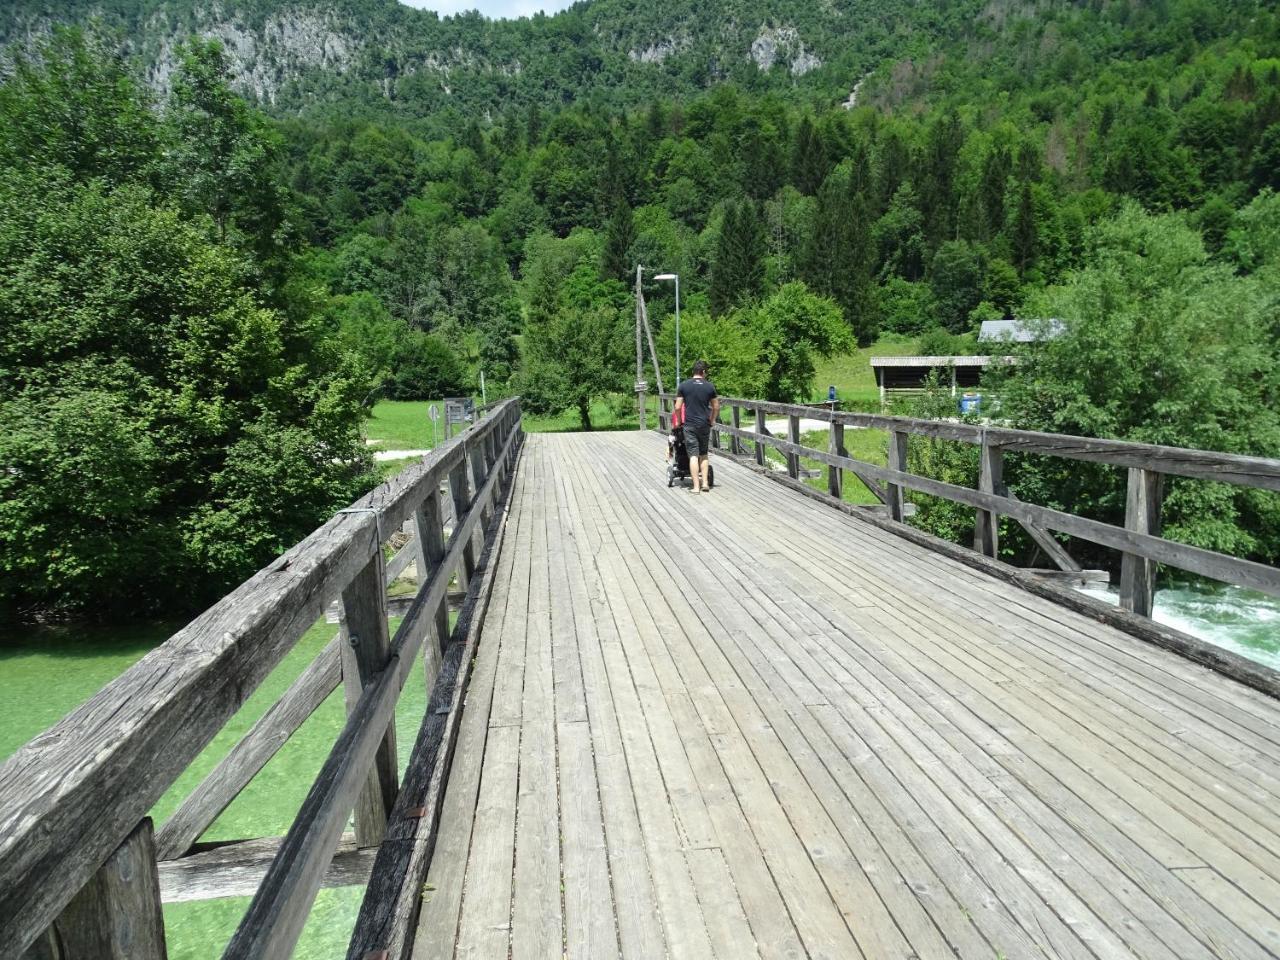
top-left (666, 405), bottom-right (715, 489)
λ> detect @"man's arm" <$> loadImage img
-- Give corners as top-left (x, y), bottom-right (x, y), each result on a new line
top-left (710, 396), bottom-right (720, 420)
top-left (674, 396), bottom-right (685, 412)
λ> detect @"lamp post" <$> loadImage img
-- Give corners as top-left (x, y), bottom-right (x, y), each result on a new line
top-left (653, 273), bottom-right (680, 382)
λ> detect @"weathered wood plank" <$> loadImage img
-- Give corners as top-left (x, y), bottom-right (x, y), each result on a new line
top-left (157, 835), bottom-right (374, 903)
top-left (827, 420), bottom-right (844, 499)
top-left (340, 550), bottom-right (399, 848)
top-left (1120, 468), bottom-right (1164, 619)
top-left (886, 429), bottom-right (908, 522)
top-left (35, 820), bottom-right (167, 960)
top-left (786, 414), bottom-right (801, 479)
top-left (974, 433), bottom-right (1002, 558)
top-left (412, 486), bottom-right (451, 679)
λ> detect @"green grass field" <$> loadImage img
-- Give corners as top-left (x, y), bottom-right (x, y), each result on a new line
top-left (810, 335), bottom-right (920, 410)
top-left (762, 426), bottom-right (889, 506)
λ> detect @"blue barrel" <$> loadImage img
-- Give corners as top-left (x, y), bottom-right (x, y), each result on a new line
top-left (959, 392), bottom-right (982, 415)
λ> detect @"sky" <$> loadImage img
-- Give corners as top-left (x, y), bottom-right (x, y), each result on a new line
top-left (399, 0), bottom-right (577, 18)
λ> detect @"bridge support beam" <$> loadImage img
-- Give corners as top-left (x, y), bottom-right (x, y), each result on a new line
top-left (1120, 467), bottom-right (1164, 619)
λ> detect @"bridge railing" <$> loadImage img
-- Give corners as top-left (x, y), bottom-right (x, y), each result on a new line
top-left (1, 398), bottom-right (524, 960)
top-left (657, 393), bottom-right (1280, 622)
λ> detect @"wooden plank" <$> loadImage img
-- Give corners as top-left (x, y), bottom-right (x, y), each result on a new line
top-left (447, 460), bottom-right (476, 592)
top-left (347, 449), bottom-right (519, 960)
top-left (0, 399), bottom-right (518, 956)
top-left (558, 721), bottom-right (618, 960)
top-left (221, 422), bottom-right (521, 960)
top-left (412, 486), bottom-right (451, 678)
top-left (974, 434), bottom-right (1001, 558)
top-left (157, 834), bottom-right (374, 903)
top-left (412, 442), bottom-right (530, 960)
top-left (154, 638), bottom-right (342, 861)
top-left (886, 429), bottom-right (908, 522)
top-left (787, 414), bottom-right (801, 479)
top-left (35, 820), bottom-right (167, 960)
top-left (731, 404), bottom-right (743, 456)
top-left (550, 446), bottom-right (667, 960)
top-left (1120, 468), bottom-right (1164, 618)
top-left (339, 551), bottom-right (399, 848)
top-left (754, 408), bottom-right (766, 466)
top-left (510, 440), bottom-right (565, 960)
top-left (827, 420), bottom-right (843, 499)
top-left (452, 725), bottom-right (520, 957)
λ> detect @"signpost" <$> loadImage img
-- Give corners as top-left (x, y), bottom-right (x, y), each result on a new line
top-left (443, 397), bottom-right (475, 440)
top-left (428, 403), bottom-right (440, 446)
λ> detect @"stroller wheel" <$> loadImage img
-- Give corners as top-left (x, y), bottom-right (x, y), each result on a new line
top-left (708, 464), bottom-right (715, 489)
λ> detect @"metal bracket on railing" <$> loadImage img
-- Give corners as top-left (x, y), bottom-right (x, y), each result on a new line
top-left (336, 507), bottom-right (384, 546)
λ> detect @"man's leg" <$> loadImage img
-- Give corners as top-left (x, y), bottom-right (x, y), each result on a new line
top-left (700, 453), bottom-right (711, 490)
top-left (691, 454), bottom-right (703, 491)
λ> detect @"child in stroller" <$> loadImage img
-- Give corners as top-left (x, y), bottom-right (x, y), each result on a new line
top-left (666, 403), bottom-right (715, 489)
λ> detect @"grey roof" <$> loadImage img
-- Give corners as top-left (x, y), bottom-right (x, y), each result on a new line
top-left (978, 318), bottom-right (1065, 342)
top-left (870, 355), bottom-right (1018, 368)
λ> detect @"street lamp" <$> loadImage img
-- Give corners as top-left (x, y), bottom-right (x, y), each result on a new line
top-left (653, 273), bottom-right (680, 382)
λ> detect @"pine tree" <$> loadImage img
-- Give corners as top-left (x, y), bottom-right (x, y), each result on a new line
top-left (710, 199), bottom-right (766, 316)
top-left (1011, 181), bottom-right (1037, 275)
top-left (792, 116), bottom-right (828, 196)
top-left (600, 195), bottom-right (635, 282)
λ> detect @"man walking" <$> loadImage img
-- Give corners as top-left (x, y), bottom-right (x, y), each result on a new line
top-left (674, 360), bottom-right (719, 493)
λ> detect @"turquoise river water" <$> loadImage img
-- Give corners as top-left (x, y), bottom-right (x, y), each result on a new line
top-left (2, 582), bottom-right (1277, 957)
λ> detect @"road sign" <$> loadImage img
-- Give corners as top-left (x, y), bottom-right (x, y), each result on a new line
top-left (428, 404), bottom-right (440, 422)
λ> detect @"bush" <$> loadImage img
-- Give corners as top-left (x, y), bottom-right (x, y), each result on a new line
top-left (387, 330), bottom-right (471, 400)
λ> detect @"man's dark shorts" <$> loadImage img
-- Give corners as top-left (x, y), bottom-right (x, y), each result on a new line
top-left (684, 423), bottom-right (712, 457)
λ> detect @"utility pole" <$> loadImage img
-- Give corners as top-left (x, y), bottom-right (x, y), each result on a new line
top-left (635, 264), bottom-right (646, 430)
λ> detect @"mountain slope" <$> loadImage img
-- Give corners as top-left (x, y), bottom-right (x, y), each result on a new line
top-left (0, 0), bottom-right (979, 116)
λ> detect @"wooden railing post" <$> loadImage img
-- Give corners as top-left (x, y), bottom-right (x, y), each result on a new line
top-left (975, 433), bottom-right (1003, 558)
top-left (711, 403), bottom-right (722, 450)
top-left (447, 459), bottom-right (476, 591)
top-left (787, 415), bottom-right (801, 479)
top-left (887, 429), bottom-right (909, 522)
top-left (827, 421), bottom-right (844, 498)
top-left (339, 548), bottom-right (398, 848)
top-left (731, 405), bottom-right (743, 456)
top-left (1120, 467), bottom-right (1164, 618)
top-left (754, 407), bottom-right (767, 467)
top-left (28, 819), bottom-right (167, 960)
top-left (413, 486), bottom-right (450, 675)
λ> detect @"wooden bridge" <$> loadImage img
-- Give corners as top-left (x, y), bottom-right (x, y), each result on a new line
top-left (4, 398), bottom-right (1280, 960)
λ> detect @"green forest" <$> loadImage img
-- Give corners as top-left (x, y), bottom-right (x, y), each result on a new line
top-left (2, 0), bottom-right (1279, 619)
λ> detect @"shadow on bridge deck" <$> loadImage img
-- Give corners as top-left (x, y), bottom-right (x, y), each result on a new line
top-left (413, 431), bottom-right (1280, 960)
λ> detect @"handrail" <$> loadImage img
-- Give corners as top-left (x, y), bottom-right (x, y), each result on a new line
top-left (657, 393), bottom-right (1280, 489)
top-left (0, 398), bottom-right (524, 958)
top-left (656, 393), bottom-right (1280, 616)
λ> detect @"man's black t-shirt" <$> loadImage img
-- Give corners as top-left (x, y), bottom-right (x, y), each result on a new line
top-left (677, 376), bottom-right (718, 426)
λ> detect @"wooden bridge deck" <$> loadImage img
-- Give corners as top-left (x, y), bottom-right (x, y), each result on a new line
top-left (412, 431), bottom-right (1280, 960)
